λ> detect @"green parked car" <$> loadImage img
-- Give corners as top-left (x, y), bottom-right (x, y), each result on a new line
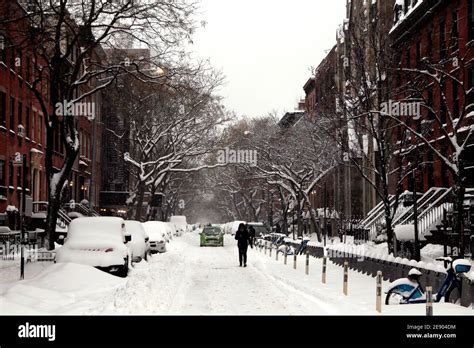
top-left (200, 226), bottom-right (224, 247)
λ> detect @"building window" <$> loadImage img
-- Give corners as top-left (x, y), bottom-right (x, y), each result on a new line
top-left (0, 159), bottom-right (4, 187)
top-left (468, 67), bottom-right (474, 106)
top-left (54, 127), bottom-right (61, 153)
top-left (0, 91), bottom-right (6, 127)
top-left (440, 17), bottom-right (446, 60)
top-left (17, 163), bottom-right (21, 189)
top-left (38, 115), bottom-right (43, 144)
top-left (427, 152), bottom-right (435, 187)
top-left (18, 101), bottom-right (23, 127)
top-left (416, 39), bottom-right (421, 67)
top-left (441, 146), bottom-right (450, 187)
top-left (9, 97), bottom-right (15, 130)
top-left (427, 30), bottom-right (433, 61)
top-left (427, 87), bottom-right (435, 120)
top-left (9, 161), bottom-right (14, 187)
top-left (0, 160), bottom-right (5, 186)
top-left (469, 0), bottom-right (474, 41)
top-left (0, 37), bottom-right (6, 63)
top-left (406, 46), bottom-right (411, 68)
top-left (25, 107), bottom-right (30, 138)
top-left (452, 7), bottom-right (458, 50)
top-left (32, 111), bottom-right (36, 141)
top-left (440, 99), bottom-right (447, 125)
top-left (26, 57), bottom-right (31, 82)
top-left (9, 47), bottom-right (15, 71)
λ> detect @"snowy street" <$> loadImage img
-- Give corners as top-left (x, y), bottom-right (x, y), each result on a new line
top-left (1, 231), bottom-right (472, 315)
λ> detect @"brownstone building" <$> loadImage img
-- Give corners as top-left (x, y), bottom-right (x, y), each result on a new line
top-left (390, 0), bottom-right (474, 191)
top-left (0, 0), bottom-right (49, 227)
top-left (0, 0), bottom-right (105, 228)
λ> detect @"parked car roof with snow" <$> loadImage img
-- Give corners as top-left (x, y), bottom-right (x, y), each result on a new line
top-left (55, 217), bottom-right (131, 277)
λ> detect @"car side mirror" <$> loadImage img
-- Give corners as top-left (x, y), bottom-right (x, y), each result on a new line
top-left (125, 234), bottom-right (132, 243)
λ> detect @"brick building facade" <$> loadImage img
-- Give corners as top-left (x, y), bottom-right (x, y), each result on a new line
top-left (0, 0), bottom-right (49, 227)
top-left (390, 0), bottom-right (474, 192)
top-left (0, 0), bottom-right (105, 228)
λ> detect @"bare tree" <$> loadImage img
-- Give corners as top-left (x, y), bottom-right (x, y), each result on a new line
top-left (0, 0), bottom-right (200, 249)
top-left (391, 39), bottom-right (474, 257)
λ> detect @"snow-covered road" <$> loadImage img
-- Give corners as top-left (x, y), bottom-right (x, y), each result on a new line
top-left (94, 232), bottom-right (331, 315)
top-left (1, 231), bottom-right (473, 315)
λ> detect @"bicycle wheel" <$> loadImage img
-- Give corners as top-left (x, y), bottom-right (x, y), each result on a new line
top-left (385, 289), bottom-right (405, 305)
top-left (445, 286), bottom-right (461, 305)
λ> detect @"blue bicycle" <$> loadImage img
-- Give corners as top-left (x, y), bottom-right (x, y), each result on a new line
top-left (385, 257), bottom-right (471, 305)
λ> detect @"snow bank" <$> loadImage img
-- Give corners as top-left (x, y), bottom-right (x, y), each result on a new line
top-left (394, 224), bottom-right (426, 242)
top-left (0, 263), bottom-right (125, 314)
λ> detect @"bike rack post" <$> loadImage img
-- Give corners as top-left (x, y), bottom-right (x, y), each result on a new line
top-left (305, 250), bottom-right (310, 275)
top-left (426, 287), bottom-right (433, 316)
top-left (322, 256), bottom-right (327, 284)
top-left (343, 261), bottom-right (349, 296)
top-left (376, 271), bottom-right (382, 313)
top-left (293, 253), bottom-right (297, 270)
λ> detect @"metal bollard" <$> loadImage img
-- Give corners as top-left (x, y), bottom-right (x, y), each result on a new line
top-left (376, 271), bottom-right (382, 313)
top-left (269, 244), bottom-right (272, 257)
top-left (293, 253), bottom-right (297, 270)
top-left (322, 256), bottom-right (327, 284)
top-left (343, 261), bottom-right (348, 296)
top-left (284, 250), bottom-right (287, 265)
top-left (264, 242), bottom-right (267, 255)
top-left (276, 248), bottom-right (279, 261)
top-left (426, 287), bottom-right (433, 316)
top-left (305, 251), bottom-right (309, 275)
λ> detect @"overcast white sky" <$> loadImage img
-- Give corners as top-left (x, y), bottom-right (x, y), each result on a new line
top-left (191, 0), bottom-right (346, 118)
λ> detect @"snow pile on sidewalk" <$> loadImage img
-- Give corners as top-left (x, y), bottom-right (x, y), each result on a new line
top-left (0, 263), bottom-right (126, 314)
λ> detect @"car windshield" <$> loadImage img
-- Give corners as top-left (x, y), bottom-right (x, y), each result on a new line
top-left (203, 227), bottom-right (221, 235)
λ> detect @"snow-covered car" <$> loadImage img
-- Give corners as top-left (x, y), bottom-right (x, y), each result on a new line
top-left (200, 226), bottom-right (224, 247)
top-left (142, 221), bottom-right (168, 253)
top-left (164, 222), bottom-right (175, 240)
top-left (169, 216), bottom-right (188, 235)
top-left (125, 220), bottom-right (150, 263)
top-left (228, 221), bottom-right (246, 236)
top-left (55, 217), bottom-right (131, 277)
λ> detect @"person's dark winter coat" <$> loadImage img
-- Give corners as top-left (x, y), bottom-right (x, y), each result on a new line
top-left (235, 224), bottom-right (252, 267)
top-left (248, 226), bottom-right (256, 247)
top-left (275, 224), bottom-right (281, 234)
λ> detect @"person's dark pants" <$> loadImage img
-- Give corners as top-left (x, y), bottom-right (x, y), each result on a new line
top-left (238, 245), bottom-right (248, 266)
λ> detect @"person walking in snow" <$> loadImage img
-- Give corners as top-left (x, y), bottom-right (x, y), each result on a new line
top-left (248, 225), bottom-right (256, 248)
top-left (235, 223), bottom-right (252, 267)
